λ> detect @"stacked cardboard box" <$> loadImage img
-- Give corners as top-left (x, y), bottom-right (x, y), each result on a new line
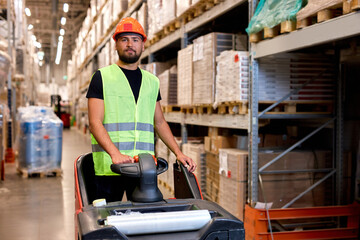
top-left (137, 3), bottom-right (148, 35)
top-left (219, 149), bottom-right (248, 221)
top-left (112, 0), bottom-right (128, 20)
top-left (193, 33), bottom-right (235, 105)
top-left (163, 0), bottom-right (176, 26)
top-left (158, 65), bottom-right (177, 106)
top-left (176, 0), bottom-right (191, 17)
top-left (142, 62), bottom-right (171, 76)
top-left (147, 0), bottom-right (163, 40)
top-left (258, 53), bottom-right (336, 101)
top-left (182, 143), bottom-right (205, 191)
top-left (215, 50), bottom-right (250, 104)
top-left (206, 152), bottom-right (220, 203)
top-left (177, 45), bottom-right (193, 105)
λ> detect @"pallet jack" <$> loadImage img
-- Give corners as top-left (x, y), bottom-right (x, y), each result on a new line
top-left (75, 153), bottom-right (245, 239)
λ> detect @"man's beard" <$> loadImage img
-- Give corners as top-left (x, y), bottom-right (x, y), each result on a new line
top-left (118, 50), bottom-right (141, 64)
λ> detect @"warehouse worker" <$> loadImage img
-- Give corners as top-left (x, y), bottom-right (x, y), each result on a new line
top-left (86, 17), bottom-right (196, 202)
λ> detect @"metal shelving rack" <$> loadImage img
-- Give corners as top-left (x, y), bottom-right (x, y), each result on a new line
top-left (248, 4), bottom-right (360, 208)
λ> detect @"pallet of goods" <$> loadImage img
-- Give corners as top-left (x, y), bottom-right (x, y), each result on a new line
top-left (214, 50), bottom-right (249, 112)
top-left (158, 65), bottom-right (178, 106)
top-left (17, 106), bottom-right (63, 178)
top-left (192, 32), bottom-right (236, 105)
top-left (246, 0), bottom-right (306, 43)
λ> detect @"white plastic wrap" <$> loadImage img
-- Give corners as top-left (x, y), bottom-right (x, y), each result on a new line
top-left (17, 106), bottom-right (63, 172)
top-left (107, 210), bottom-right (211, 235)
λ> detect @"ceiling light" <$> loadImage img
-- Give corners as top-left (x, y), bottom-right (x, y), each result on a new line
top-left (39, 61), bottom-right (43, 67)
top-left (25, 8), bottom-right (31, 17)
top-left (59, 36), bottom-right (64, 42)
top-left (61, 17), bottom-right (66, 25)
top-left (28, 24), bottom-right (33, 30)
top-left (35, 42), bottom-right (42, 49)
top-left (55, 40), bottom-right (63, 65)
top-left (63, 3), bottom-right (69, 13)
top-left (37, 51), bottom-right (44, 60)
top-left (60, 29), bottom-right (65, 36)
top-left (31, 35), bottom-right (36, 42)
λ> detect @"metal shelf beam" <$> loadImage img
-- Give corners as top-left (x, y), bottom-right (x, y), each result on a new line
top-left (164, 112), bottom-right (249, 130)
top-left (253, 12), bottom-right (360, 59)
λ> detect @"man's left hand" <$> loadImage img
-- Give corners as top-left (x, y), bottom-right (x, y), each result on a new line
top-left (176, 153), bottom-right (196, 173)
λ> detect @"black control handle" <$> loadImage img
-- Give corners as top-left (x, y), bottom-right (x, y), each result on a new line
top-left (110, 163), bottom-right (141, 177)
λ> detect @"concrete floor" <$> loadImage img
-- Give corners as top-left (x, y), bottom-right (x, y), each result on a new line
top-left (0, 127), bottom-right (173, 240)
top-left (0, 128), bottom-right (92, 240)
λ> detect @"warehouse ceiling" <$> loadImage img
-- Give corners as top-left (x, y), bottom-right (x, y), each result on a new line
top-left (25, 0), bottom-right (90, 63)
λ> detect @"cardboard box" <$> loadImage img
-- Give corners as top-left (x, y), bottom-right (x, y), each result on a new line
top-left (219, 175), bottom-right (247, 221)
top-left (218, 149), bottom-right (248, 181)
top-left (211, 136), bottom-right (237, 154)
top-left (206, 152), bottom-right (220, 203)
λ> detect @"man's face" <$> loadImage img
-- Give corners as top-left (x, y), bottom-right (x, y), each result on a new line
top-left (115, 34), bottom-right (144, 64)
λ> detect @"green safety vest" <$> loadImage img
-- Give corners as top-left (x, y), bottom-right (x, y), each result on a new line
top-left (91, 64), bottom-right (159, 175)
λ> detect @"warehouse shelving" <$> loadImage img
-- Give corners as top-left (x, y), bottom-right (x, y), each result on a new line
top-left (248, 3), bottom-right (360, 210)
top-left (142, 0), bottom-right (246, 59)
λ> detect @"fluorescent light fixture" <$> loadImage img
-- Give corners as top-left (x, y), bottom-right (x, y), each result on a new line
top-left (28, 24), bottom-right (33, 30)
top-left (39, 61), bottom-right (43, 67)
top-left (59, 35), bottom-right (64, 42)
top-left (25, 8), bottom-right (31, 16)
top-left (35, 42), bottom-right (41, 48)
top-left (37, 51), bottom-right (44, 60)
top-left (60, 29), bottom-right (65, 36)
top-left (31, 35), bottom-right (36, 42)
top-left (55, 41), bottom-right (63, 65)
top-left (63, 3), bottom-right (69, 13)
top-left (61, 17), bottom-right (66, 25)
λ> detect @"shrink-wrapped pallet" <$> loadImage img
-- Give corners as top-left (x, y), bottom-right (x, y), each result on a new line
top-left (177, 44), bottom-right (193, 105)
top-left (17, 106), bottom-right (63, 173)
top-left (246, 0), bottom-right (305, 35)
top-left (147, 0), bottom-right (163, 40)
top-left (176, 0), bottom-right (191, 17)
top-left (158, 65), bottom-right (177, 106)
top-left (215, 51), bottom-right (249, 105)
top-left (297, 0), bottom-right (343, 21)
top-left (163, 0), bottom-right (176, 26)
top-left (193, 33), bottom-right (235, 105)
top-left (258, 53), bottom-right (336, 101)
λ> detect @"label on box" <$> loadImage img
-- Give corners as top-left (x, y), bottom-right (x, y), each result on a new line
top-left (219, 151), bottom-right (228, 176)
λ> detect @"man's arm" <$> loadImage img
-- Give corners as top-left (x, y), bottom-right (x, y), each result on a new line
top-left (154, 101), bottom-right (196, 172)
top-left (88, 98), bottom-right (134, 164)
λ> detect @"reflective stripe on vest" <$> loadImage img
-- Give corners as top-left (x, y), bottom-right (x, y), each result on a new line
top-left (91, 64), bottom-right (159, 176)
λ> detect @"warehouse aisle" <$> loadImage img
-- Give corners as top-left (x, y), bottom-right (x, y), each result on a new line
top-left (0, 128), bottom-right (92, 240)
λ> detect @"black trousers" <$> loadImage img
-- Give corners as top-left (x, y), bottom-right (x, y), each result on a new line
top-left (93, 175), bottom-right (138, 203)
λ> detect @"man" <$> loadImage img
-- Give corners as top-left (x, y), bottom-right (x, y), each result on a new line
top-left (86, 17), bottom-right (196, 202)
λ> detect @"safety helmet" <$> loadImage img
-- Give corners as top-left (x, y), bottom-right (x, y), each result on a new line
top-left (112, 17), bottom-right (147, 42)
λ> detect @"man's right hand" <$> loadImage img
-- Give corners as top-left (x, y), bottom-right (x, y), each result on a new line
top-left (111, 153), bottom-right (135, 164)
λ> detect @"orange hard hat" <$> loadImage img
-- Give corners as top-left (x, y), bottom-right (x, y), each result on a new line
top-left (112, 17), bottom-right (147, 42)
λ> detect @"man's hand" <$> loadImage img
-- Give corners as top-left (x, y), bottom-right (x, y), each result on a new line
top-left (111, 152), bottom-right (135, 164)
top-left (176, 152), bottom-right (196, 173)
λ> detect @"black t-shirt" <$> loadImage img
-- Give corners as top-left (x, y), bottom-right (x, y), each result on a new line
top-left (86, 66), bottom-right (161, 103)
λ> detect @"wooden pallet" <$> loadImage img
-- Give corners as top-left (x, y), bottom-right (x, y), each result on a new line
top-left (181, 104), bottom-right (214, 114)
top-left (250, 19), bottom-right (297, 43)
top-left (216, 101), bottom-right (249, 115)
top-left (297, 1), bottom-right (346, 29)
top-left (158, 179), bottom-right (174, 195)
top-left (161, 105), bottom-right (181, 113)
top-left (148, 0), bottom-right (224, 44)
top-left (258, 100), bottom-right (334, 114)
top-left (17, 168), bottom-right (62, 178)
